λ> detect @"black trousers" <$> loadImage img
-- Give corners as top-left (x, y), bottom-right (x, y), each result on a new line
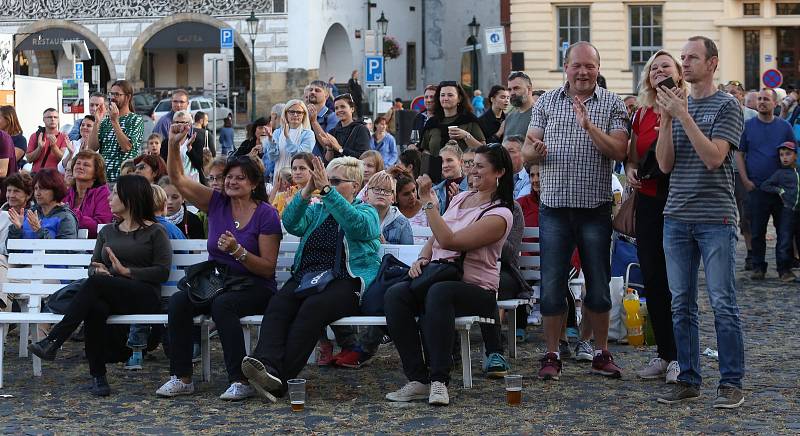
top-left (384, 280), bottom-right (499, 385)
top-left (251, 277), bottom-right (360, 386)
top-left (635, 192), bottom-right (676, 362)
top-left (48, 275), bottom-right (160, 377)
top-left (168, 287), bottom-right (270, 383)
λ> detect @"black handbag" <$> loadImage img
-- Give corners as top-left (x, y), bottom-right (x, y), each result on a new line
top-left (45, 278), bottom-right (87, 314)
top-left (361, 253), bottom-right (411, 315)
top-left (637, 137), bottom-right (664, 181)
top-left (178, 260), bottom-right (228, 308)
top-left (294, 227), bottom-right (345, 298)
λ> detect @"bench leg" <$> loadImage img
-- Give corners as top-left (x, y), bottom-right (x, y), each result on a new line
top-left (242, 326), bottom-right (252, 355)
top-left (31, 324), bottom-right (41, 377)
top-left (459, 326), bottom-right (473, 389)
top-left (0, 324), bottom-right (5, 388)
top-left (201, 321), bottom-right (211, 383)
top-left (18, 300), bottom-right (28, 358)
top-left (507, 308), bottom-right (517, 359)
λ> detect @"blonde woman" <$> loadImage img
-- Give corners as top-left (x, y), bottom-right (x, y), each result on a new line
top-left (625, 50), bottom-right (687, 384)
top-left (264, 99), bottom-right (315, 184)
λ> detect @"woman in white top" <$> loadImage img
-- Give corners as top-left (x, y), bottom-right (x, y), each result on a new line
top-left (264, 99), bottom-right (315, 184)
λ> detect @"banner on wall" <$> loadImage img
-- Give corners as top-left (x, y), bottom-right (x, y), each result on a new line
top-left (0, 34), bottom-right (13, 91)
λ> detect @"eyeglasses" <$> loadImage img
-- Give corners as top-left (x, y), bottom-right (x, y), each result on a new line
top-left (508, 71), bottom-right (531, 82)
top-left (286, 110), bottom-right (305, 116)
top-left (108, 92), bottom-right (127, 98)
top-left (172, 120), bottom-right (190, 125)
top-left (207, 175), bottom-right (222, 182)
top-left (463, 159), bottom-right (475, 168)
top-left (488, 142), bottom-right (502, 148)
top-left (329, 177), bottom-right (355, 186)
top-left (369, 187), bottom-right (394, 196)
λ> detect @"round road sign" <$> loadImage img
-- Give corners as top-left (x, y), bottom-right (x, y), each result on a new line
top-left (762, 69), bottom-right (783, 88)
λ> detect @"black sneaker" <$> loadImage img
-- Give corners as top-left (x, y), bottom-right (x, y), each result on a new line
top-left (559, 340), bottom-right (572, 359)
top-left (89, 376), bottom-right (111, 397)
top-left (713, 385), bottom-right (744, 409)
top-left (657, 382), bottom-right (700, 404)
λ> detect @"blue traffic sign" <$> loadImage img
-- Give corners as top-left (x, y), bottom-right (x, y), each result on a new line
top-left (74, 62), bottom-right (84, 81)
top-left (365, 56), bottom-right (384, 85)
top-left (762, 69), bottom-right (782, 88)
top-left (220, 28), bottom-right (234, 49)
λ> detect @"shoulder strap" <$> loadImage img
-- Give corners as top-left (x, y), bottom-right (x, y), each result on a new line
top-left (332, 226), bottom-right (345, 275)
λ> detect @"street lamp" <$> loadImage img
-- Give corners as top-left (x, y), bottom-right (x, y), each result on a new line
top-left (468, 15), bottom-right (480, 92)
top-left (377, 11), bottom-right (389, 40)
top-left (246, 10), bottom-right (259, 121)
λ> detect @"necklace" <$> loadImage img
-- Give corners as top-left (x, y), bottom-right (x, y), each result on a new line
top-left (234, 220), bottom-right (241, 229)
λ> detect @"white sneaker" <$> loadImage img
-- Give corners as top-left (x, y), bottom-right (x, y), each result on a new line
top-left (665, 361), bottom-right (680, 384)
top-left (428, 381), bottom-right (449, 406)
top-left (155, 376), bottom-right (195, 397)
top-left (528, 307), bottom-right (543, 326)
top-left (637, 357), bottom-right (668, 379)
top-left (219, 382), bottom-right (256, 401)
top-left (385, 381), bottom-right (429, 402)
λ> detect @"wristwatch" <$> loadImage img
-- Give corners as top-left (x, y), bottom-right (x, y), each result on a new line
top-left (320, 185), bottom-right (332, 196)
top-left (422, 201), bottom-right (435, 211)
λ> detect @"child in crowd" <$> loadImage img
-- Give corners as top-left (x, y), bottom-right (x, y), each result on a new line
top-left (159, 176), bottom-right (205, 239)
top-left (363, 171), bottom-right (413, 245)
top-left (119, 159), bottom-right (136, 177)
top-left (146, 133), bottom-right (163, 156)
top-left (472, 89), bottom-right (485, 116)
top-left (125, 184), bottom-right (185, 370)
top-left (760, 141), bottom-right (800, 282)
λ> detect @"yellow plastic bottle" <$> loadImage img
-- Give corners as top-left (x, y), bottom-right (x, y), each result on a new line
top-left (623, 288), bottom-right (644, 346)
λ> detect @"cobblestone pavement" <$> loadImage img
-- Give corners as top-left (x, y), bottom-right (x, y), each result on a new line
top-left (0, 238), bottom-right (798, 434)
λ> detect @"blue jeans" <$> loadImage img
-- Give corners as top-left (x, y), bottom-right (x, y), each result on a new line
top-left (663, 218), bottom-right (745, 388)
top-left (748, 189), bottom-right (784, 273)
top-left (776, 206), bottom-right (796, 274)
top-left (127, 324), bottom-right (149, 349)
top-left (539, 203), bottom-right (612, 316)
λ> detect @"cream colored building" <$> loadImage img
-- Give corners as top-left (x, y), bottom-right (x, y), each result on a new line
top-left (510, 0), bottom-right (800, 95)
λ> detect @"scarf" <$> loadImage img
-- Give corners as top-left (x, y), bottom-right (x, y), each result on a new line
top-left (165, 205), bottom-right (185, 226)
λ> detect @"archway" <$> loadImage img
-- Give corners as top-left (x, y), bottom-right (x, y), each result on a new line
top-left (14, 20), bottom-right (116, 88)
top-left (127, 14), bottom-right (255, 118)
top-left (318, 23), bottom-right (353, 84)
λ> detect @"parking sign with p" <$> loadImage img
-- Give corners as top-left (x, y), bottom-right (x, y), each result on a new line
top-left (365, 56), bottom-right (384, 86)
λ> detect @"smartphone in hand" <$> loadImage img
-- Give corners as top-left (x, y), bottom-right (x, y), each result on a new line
top-left (657, 77), bottom-right (676, 90)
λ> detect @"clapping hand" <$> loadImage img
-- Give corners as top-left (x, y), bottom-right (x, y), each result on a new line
top-left (573, 96), bottom-right (593, 130)
top-left (310, 156), bottom-right (330, 189)
top-left (109, 102), bottom-right (120, 123)
top-left (90, 262), bottom-right (111, 276)
top-left (446, 181), bottom-right (460, 201)
top-left (26, 210), bottom-right (41, 233)
top-left (105, 247), bottom-right (131, 277)
top-left (8, 208), bottom-right (23, 229)
top-left (416, 174), bottom-right (436, 204)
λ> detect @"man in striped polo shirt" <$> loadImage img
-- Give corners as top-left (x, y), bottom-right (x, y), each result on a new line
top-left (654, 36), bottom-right (745, 409)
top-left (522, 41), bottom-right (629, 382)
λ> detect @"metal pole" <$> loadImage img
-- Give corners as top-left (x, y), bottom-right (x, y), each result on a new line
top-left (473, 40), bottom-right (479, 93)
top-left (250, 38), bottom-right (256, 121)
top-left (212, 59), bottom-right (218, 148)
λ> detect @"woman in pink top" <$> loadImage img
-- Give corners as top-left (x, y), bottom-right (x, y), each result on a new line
top-left (384, 144), bottom-right (514, 406)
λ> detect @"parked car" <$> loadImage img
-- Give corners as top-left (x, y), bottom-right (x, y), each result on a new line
top-left (133, 93), bottom-right (158, 116)
top-left (152, 95), bottom-right (232, 129)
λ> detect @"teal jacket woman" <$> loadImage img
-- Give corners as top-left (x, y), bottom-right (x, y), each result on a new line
top-left (283, 184), bottom-right (381, 291)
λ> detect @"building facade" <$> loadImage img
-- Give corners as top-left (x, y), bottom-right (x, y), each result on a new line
top-left (510, 0), bottom-right (800, 95)
top-left (1, 0), bottom-right (505, 117)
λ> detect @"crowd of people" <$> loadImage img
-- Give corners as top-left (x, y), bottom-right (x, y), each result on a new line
top-left (4, 35), bottom-right (792, 410)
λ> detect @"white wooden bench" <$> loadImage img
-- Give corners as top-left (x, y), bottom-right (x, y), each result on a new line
top-left (0, 239), bottom-right (493, 388)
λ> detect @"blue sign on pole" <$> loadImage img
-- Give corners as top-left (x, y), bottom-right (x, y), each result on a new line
top-left (74, 63), bottom-right (84, 81)
top-left (365, 56), bottom-right (384, 85)
top-left (220, 28), bottom-right (234, 49)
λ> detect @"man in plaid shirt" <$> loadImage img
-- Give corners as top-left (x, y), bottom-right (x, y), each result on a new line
top-left (522, 41), bottom-right (629, 381)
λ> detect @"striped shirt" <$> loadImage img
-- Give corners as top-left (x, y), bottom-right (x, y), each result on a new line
top-left (663, 91), bottom-right (743, 225)
top-left (528, 84), bottom-right (628, 208)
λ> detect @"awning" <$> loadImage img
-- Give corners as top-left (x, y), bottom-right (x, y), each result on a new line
top-left (144, 22), bottom-right (222, 49)
top-left (17, 28), bottom-right (99, 51)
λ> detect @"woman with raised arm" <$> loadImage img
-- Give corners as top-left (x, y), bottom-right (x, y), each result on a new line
top-left (383, 144), bottom-right (514, 406)
top-left (28, 175), bottom-right (172, 397)
top-left (156, 122), bottom-right (283, 401)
